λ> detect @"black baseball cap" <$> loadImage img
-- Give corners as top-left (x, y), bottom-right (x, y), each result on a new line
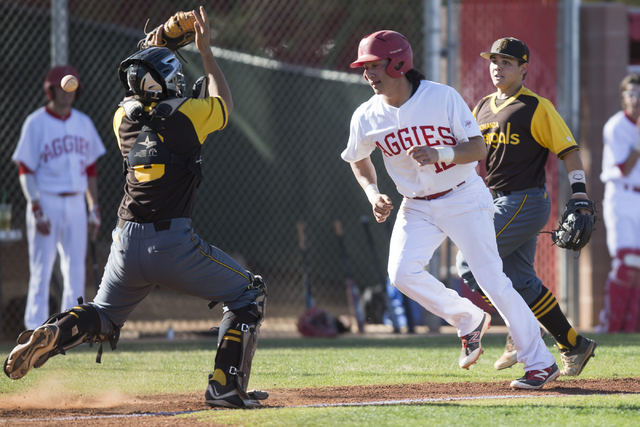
top-left (480, 37), bottom-right (529, 63)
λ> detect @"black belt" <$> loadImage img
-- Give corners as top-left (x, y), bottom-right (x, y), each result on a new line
top-left (117, 218), bottom-right (171, 232)
top-left (492, 184), bottom-right (545, 198)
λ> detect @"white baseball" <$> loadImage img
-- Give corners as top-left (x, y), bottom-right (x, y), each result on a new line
top-left (61, 75), bottom-right (79, 92)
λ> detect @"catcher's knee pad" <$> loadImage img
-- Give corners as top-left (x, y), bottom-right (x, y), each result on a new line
top-left (44, 297), bottom-right (121, 363)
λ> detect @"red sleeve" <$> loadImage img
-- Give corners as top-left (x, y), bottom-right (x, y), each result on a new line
top-left (86, 162), bottom-right (97, 177)
top-left (18, 163), bottom-right (34, 175)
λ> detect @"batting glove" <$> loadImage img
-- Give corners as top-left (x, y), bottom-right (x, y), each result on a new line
top-left (88, 205), bottom-right (101, 241)
top-left (32, 202), bottom-right (51, 235)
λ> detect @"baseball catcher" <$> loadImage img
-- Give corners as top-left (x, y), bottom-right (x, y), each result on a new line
top-left (4, 7), bottom-right (269, 410)
top-left (552, 199), bottom-right (596, 251)
top-left (140, 11), bottom-right (198, 51)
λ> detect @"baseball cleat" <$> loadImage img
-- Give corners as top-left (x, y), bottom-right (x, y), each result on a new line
top-left (247, 389), bottom-right (269, 400)
top-left (493, 332), bottom-right (517, 370)
top-left (204, 372), bottom-right (262, 409)
top-left (3, 325), bottom-right (61, 380)
top-left (459, 312), bottom-right (491, 370)
top-left (494, 328), bottom-right (547, 370)
top-left (558, 336), bottom-right (598, 376)
top-left (510, 363), bottom-right (560, 390)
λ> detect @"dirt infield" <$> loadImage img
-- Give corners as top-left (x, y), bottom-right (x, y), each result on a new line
top-left (1, 378), bottom-right (638, 426)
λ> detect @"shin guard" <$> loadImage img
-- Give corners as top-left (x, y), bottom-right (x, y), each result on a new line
top-left (42, 297), bottom-right (120, 363)
top-left (206, 275), bottom-right (267, 408)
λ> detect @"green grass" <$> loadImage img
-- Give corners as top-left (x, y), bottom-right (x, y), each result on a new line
top-left (187, 395), bottom-right (640, 427)
top-left (1, 333), bottom-right (639, 426)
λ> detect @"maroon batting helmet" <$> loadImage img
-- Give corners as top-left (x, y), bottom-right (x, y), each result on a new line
top-left (44, 65), bottom-right (82, 101)
top-left (350, 30), bottom-right (413, 78)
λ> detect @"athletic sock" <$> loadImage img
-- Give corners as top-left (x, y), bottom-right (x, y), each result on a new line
top-left (477, 285), bottom-right (579, 350)
top-left (530, 286), bottom-right (578, 350)
top-left (480, 294), bottom-right (493, 308)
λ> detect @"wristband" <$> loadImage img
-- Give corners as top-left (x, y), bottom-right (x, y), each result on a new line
top-left (364, 183), bottom-right (380, 203)
top-left (568, 170), bottom-right (587, 195)
top-left (435, 147), bottom-right (455, 163)
top-left (634, 138), bottom-right (640, 153)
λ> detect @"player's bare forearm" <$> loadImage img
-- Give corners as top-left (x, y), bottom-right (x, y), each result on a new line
top-left (350, 158), bottom-right (393, 222)
top-left (406, 135), bottom-right (486, 166)
top-left (194, 6), bottom-right (233, 113)
top-left (561, 150), bottom-right (589, 201)
top-left (560, 150), bottom-right (593, 216)
top-left (85, 176), bottom-right (99, 210)
top-left (350, 157), bottom-right (378, 190)
top-left (622, 150), bottom-right (640, 176)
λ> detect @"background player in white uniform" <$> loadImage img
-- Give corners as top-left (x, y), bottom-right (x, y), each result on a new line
top-left (342, 30), bottom-right (559, 389)
top-left (12, 65), bottom-right (105, 330)
top-left (597, 73), bottom-right (640, 333)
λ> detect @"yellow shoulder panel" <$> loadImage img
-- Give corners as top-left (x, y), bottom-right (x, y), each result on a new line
top-left (178, 97), bottom-right (229, 144)
top-left (528, 89), bottom-right (577, 155)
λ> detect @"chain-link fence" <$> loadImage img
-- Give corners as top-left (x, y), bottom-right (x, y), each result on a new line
top-left (0, 0), bottom-right (568, 340)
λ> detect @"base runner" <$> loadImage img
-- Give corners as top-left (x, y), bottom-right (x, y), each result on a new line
top-left (342, 30), bottom-right (559, 389)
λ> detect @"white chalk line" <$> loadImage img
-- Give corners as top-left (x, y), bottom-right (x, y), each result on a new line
top-left (1, 393), bottom-right (633, 423)
top-left (0, 410), bottom-right (201, 423)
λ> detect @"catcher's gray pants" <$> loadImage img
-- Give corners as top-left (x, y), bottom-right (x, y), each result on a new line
top-left (91, 218), bottom-right (259, 334)
top-left (456, 185), bottom-right (550, 305)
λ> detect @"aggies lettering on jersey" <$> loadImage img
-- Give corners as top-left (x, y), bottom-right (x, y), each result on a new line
top-left (473, 86), bottom-right (578, 192)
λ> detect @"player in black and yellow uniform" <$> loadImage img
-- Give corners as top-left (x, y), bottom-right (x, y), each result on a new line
top-left (3, 7), bottom-right (267, 409)
top-left (456, 38), bottom-right (597, 385)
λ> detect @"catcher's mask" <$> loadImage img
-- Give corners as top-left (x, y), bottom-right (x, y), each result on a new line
top-left (350, 30), bottom-right (413, 78)
top-left (44, 65), bottom-right (82, 101)
top-left (118, 47), bottom-right (186, 101)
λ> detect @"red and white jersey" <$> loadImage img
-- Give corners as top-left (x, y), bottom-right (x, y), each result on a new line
top-left (12, 107), bottom-right (106, 193)
top-left (601, 111), bottom-right (640, 186)
top-left (342, 80), bottom-right (482, 198)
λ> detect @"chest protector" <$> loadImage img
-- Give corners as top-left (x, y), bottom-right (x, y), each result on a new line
top-left (123, 99), bottom-right (203, 183)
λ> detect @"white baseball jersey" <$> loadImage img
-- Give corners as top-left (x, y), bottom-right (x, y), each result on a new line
top-left (12, 106), bottom-right (105, 329)
top-left (341, 80), bottom-right (482, 197)
top-left (600, 111), bottom-right (640, 257)
top-left (12, 107), bottom-right (106, 193)
top-left (342, 79), bottom-right (556, 372)
top-left (601, 111), bottom-right (640, 185)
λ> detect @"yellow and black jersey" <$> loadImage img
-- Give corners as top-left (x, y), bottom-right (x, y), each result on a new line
top-left (113, 96), bottom-right (228, 223)
top-left (473, 86), bottom-right (578, 191)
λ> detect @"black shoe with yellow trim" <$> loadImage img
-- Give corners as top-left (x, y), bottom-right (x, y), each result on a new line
top-left (205, 367), bottom-right (263, 409)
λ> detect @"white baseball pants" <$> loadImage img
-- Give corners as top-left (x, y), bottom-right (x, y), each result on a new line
top-left (388, 176), bottom-right (555, 371)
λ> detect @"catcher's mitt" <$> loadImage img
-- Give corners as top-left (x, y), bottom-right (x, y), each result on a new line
top-left (140, 11), bottom-right (197, 51)
top-left (551, 199), bottom-right (596, 251)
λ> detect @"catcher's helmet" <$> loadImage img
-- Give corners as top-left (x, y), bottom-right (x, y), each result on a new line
top-left (118, 47), bottom-right (186, 101)
top-left (350, 30), bottom-right (413, 78)
top-left (44, 65), bottom-right (82, 101)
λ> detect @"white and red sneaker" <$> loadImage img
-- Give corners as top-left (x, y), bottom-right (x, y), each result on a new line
top-left (459, 312), bottom-right (491, 369)
top-left (510, 363), bottom-right (560, 390)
